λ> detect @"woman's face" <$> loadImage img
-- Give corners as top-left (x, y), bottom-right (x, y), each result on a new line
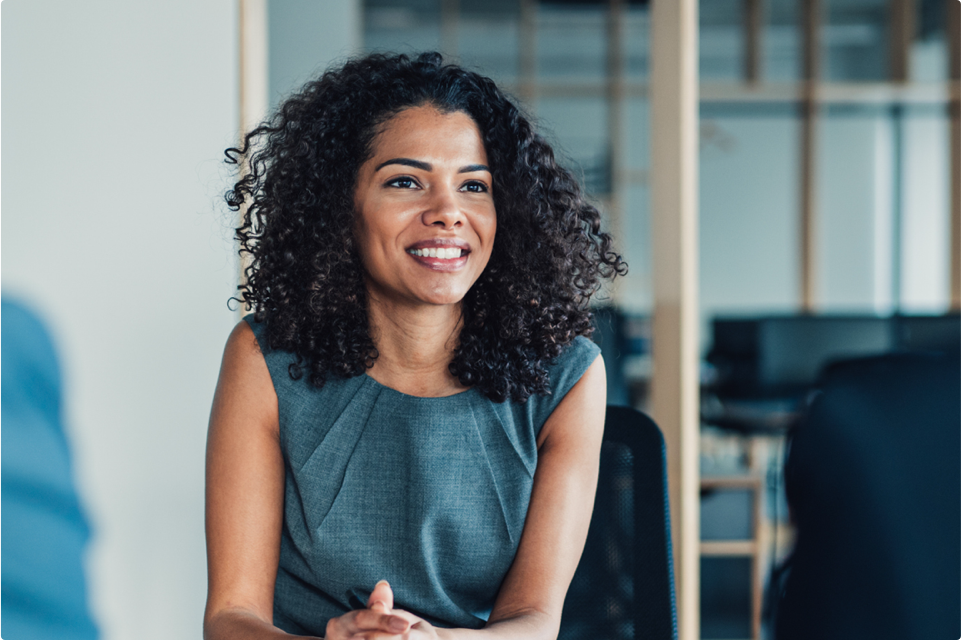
top-left (354, 105), bottom-right (496, 308)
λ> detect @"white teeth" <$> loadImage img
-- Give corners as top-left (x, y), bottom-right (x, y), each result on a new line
top-left (410, 247), bottom-right (463, 258)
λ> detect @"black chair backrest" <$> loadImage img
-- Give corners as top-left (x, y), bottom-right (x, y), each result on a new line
top-left (774, 352), bottom-right (960, 640)
top-left (559, 405), bottom-right (678, 640)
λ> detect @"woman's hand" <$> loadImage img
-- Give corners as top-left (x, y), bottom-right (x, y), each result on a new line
top-left (325, 581), bottom-right (439, 640)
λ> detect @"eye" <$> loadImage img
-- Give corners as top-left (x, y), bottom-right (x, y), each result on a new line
top-left (386, 176), bottom-right (419, 189)
top-left (461, 181), bottom-right (489, 193)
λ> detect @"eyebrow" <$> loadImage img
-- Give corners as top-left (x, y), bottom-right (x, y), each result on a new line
top-left (374, 157), bottom-right (491, 174)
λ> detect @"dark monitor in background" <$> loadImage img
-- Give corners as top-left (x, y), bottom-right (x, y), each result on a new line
top-left (592, 306), bottom-right (650, 408)
top-left (707, 314), bottom-right (960, 401)
top-left (592, 306), bottom-right (631, 407)
top-left (708, 315), bottom-right (893, 400)
top-left (894, 314), bottom-right (961, 353)
top-left (758, 316), bottom-right (893, 391)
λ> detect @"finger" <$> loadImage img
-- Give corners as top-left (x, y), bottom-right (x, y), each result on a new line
top-left (367, 579), bottom-right (395, 611)
top-left (354, 628), bottom-right (414, 639)
top-left (352, 608), bottom-right (410, 634)
top-left (326, 609), bottom-right (403, 640)
top-left (349, 630), bottom-right (408, 640)
top-left (385, 608), bottom-right (429, 633)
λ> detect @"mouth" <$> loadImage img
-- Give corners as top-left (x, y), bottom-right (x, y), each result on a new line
top-left (406, 239), bottom-right (471, 271)
top-left (407, 246), bottom-right (468, 259)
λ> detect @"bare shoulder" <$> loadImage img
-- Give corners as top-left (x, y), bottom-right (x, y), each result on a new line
top-left (537, 354), bottom-right (606, 449)
top-left (211, 318), bottom-right (278, 436)
top-left (223, 317), bottom-right (263, 362)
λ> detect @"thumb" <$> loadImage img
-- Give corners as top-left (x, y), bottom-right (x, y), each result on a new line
top-left (367, 580), bottom-right (395, 612)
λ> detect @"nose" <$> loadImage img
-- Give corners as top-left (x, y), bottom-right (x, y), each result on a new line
top-left (422, 186), bottom-right (464, 229)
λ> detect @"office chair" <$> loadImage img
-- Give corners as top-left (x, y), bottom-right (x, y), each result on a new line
top-left (772, 352), bottom-right (960, 640)
top-left (559, 405), bottom-right (678, 640)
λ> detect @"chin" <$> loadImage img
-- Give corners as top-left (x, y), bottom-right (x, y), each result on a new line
top-left (413, 283), bottom-right (471, 307)
top-left (419, 291), bottom-right (468, 307)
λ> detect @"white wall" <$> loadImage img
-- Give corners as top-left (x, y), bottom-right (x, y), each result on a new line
top-left (2, 1), bottom-right (238, 638)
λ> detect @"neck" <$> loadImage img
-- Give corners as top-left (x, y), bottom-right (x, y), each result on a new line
top-left (365, 291), bottom-right (467, 397)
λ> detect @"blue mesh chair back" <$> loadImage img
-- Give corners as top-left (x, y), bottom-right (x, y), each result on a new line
top-left (559, 405), bottom-right (678, 640)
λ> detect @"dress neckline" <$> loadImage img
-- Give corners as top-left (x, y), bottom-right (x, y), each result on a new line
top-left (362, 373), bottom-right (476, 401)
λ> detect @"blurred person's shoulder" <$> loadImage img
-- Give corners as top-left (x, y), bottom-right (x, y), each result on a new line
top-left (1, 297), bottom-right (62, 414)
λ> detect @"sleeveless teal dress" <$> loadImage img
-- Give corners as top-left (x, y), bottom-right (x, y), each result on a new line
top-left (245, 316), bottom-right (600, 635)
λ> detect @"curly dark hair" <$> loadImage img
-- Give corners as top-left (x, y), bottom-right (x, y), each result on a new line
top-left (226, 52), bottom-right (626, 403)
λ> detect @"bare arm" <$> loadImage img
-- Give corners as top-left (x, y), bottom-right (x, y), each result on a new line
top-left (204, 322), bottom-right (413, 640)
top-left (204, 321), bottom-right (297, 639)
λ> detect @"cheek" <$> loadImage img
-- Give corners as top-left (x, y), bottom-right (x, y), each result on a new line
top-left (482, 212), bottom-right (497, 255)
top-left (474, 219), bottom-right (497, 272)
top-left (354, 210), bottom-right (408, 283)
top-left (353, 215), bottom-right (384, 275)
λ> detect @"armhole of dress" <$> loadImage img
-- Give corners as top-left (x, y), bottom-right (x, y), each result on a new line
top-left (534, 337), bottom-right (602, 436)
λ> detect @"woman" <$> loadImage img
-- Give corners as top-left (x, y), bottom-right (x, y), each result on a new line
top-left (205, 52), bottom-right (625, 640)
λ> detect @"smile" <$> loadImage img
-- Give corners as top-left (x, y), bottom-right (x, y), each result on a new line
top-left (406, 246), bottom-right (470, 272)
top-left (407, 247), bottom-right (465, 259)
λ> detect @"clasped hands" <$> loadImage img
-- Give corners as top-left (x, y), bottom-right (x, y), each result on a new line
top-left (325, 580), bottom-right (439, 640)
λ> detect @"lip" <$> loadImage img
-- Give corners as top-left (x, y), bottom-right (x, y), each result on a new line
top-left (406, 238), bottom-right (472, 272)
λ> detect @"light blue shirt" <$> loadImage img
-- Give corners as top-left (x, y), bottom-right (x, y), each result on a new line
top-left (1, 299), bottom-right (98, 640)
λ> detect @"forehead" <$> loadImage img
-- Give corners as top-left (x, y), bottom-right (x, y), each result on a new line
top-left (370, 106), bottom-right (488, 162)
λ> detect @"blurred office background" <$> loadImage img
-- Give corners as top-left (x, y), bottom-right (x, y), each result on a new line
top-left (2, 1), bottom-right (958, 639)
